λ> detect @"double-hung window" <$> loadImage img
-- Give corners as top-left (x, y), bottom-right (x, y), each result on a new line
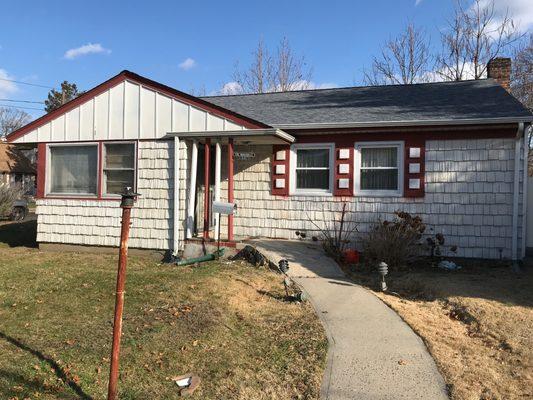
top-left (290, 143), bottom-right (334, 195)
top-left (103, 143), bottom-right (136, 195)
top-left (46, 142), bottom-right (136, 198)
top-left (354, 141), bottom-right (403, 196)
top-left (48, 144), bottom-right (98, 195)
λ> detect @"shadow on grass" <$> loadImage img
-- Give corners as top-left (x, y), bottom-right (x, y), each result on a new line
top-left (0, 331), bottom-right (93, 400)
top-left (0, 218), bottom-right (37, 248)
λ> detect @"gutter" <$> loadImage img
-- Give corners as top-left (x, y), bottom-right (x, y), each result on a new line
top-left (273, 116), bottom-right (533, 130)
top-left (512, 122), bottom-right (525, 261)
top-left (167, 128), bottom-right (296, 143)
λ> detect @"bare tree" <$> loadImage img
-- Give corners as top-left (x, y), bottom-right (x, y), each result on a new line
top-left (231, 37), bottom-right (312, 94)
top-left (511, 34), bottom-right (532, 111)
top-left (436, 0), bottom-right (522, 81)
top-left (232, 38), bottom-right (272, 94)
top-left (0, 108), bottom-right (31, 139)
top-left (271, 37), bottom-right (313, 91)
top-left (364, 23), bottom-right (432, 85)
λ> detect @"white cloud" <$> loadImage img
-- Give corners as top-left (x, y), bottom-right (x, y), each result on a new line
top-left (304, 81), bottom-right (338, 90)
top-left (178, 58), bottom-right (197, 71)
top-left (64, 43), bottom-right (111, 60)
top-left (0, 69), bottom-right (18, 97)
top-left (421, 61), bottom-right (486, 82)
top-left (213, 80), bottom-right (338, 95)
top-left (415, 0), bottom-right (424, 6)
top-left (217, 81), bottom-right (243, 95)
top-left (474, 0), bottom-right (533, 34)
top-left (275, 80), bottom-right (338, 91)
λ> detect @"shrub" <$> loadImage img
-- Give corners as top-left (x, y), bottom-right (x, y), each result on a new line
top-left (360, 211), bottom-right (426, 269)
top-left (305, 202), bottom-right (358, 261)
top-left (0, 184), bottom-right (24, 217)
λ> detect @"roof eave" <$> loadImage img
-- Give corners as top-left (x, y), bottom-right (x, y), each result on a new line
top-left (273, 116), bottom-right (533, 130)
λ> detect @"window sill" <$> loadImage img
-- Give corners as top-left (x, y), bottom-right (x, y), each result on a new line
top-left (354, 191), bottom-right (403, 197)
top-left (42, 195), bottom-right (119, 201)
top-left (291, 191), bottom-right (333, 197)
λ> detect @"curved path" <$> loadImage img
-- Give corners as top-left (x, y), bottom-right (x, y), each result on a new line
top-left (249, 239), bottom-right (449, 400)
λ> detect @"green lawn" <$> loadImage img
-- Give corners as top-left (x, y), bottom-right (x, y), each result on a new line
top-left (0, 223), bottom-right (326, 399)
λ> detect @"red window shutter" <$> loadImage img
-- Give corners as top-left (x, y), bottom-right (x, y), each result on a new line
top-left (334, 147), bottom-right (353, 196)
top-left (272, 145), bottom-right (290, 196)
top-left (404, 141), bottom-right (425, 197)
top-left (36, 142), bottom-right (46, 199)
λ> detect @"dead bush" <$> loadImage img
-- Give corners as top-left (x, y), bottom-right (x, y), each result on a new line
top-left (0, 184), bottom-right (23, 216)
top-left (360, 211), bottom-right (425, 269)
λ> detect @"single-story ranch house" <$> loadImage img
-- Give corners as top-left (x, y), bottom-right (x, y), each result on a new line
top-left (7, 58), bottom-right (533, 260)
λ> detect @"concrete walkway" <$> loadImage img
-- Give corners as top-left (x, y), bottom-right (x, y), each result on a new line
top-left (249, 239), bottom-right (449, 400)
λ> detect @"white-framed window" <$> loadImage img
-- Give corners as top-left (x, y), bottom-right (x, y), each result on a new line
top-left (290, 143), bottom-right (334, 195)
top-left (47, 143), bottom-right (98, 196)
top-left (102, 142), bottom-right (136, 196)
top-left (354, 141), bottom-right (404, 196)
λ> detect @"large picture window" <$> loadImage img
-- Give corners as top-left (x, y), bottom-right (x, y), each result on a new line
top-left (49, 145), bottom-right (98, 195)
top-left (354, 142), bottom-right (403, 196)
top-left (103, 143), bottom-right (136, 195)
top-left (290, 143), bottom-right (334, 195)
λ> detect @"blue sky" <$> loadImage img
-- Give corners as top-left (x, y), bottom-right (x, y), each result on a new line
top-left (0, 0), bottom-right (531, 119)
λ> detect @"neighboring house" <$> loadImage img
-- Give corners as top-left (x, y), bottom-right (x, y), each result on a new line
top-left (0, 141), bottom-right (36, 193)
top-left (6, 58), bottom-right (533, 260)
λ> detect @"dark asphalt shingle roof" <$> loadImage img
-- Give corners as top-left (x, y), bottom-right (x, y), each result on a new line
top-left (202, 79), bottom-right (532, 127)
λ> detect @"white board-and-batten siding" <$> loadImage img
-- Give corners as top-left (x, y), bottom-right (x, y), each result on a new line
top-left (12, 80), bottom-right (245, 144)
top-left (36, 140), bottom-right (190, 250)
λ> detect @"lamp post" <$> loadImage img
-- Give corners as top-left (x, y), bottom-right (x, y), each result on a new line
top-left (378, 261), bottom-right (388, 292)
top-left (107, 187), bottom-right (137, 400)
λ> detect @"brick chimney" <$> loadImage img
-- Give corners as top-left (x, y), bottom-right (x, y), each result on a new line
top-left (487, 57), bottom-right (511, 91)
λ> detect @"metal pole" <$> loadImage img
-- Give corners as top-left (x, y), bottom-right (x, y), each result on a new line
top-left (107, 187), bottom-right (137, 400)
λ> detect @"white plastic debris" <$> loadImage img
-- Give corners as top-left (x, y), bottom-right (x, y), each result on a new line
top-left (437, 260), bottom-right (461, 270)
top-left (175, 377), bottom-right (192, 388)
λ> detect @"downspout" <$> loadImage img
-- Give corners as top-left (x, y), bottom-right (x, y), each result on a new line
top-left (521, 123), bottom-right (531, 259)
top-left (173, 136), bottom-right (180, 254)
top-left (512, 122), bottom-right (524, 261)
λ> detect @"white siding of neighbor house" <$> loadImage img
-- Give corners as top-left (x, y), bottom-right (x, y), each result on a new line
top-left (36, 140), bottom-right (190, 250)
top-left (216, 138), bottom-right (525, 259)
top-left (12, 80), bottom-right (245, 144)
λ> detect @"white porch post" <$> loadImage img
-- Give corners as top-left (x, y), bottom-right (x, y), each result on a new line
top-left (173, 136), bottom-right (181, 254)
top-left (214, 141), bottom-right (222, 240)
top-left (186, 140), bottom-right (198, 239)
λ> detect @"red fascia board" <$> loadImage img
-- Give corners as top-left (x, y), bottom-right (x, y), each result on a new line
top-left (7, 70), bottom-right (269, 143)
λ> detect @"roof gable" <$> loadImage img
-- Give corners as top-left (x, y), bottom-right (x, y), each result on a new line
top-left (7, 71), bottom-right (268, 143)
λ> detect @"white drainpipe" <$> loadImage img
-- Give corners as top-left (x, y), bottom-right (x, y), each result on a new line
top-left (521, 124), bottom-right (531, 259)
top-left (512, 122), bottom-right (524, 261)
top-left (186, 140), bottom-right (198, 239)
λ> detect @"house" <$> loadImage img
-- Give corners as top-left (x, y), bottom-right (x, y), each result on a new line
top-left (0, 141), bottom-right (36, 193)
top-left (6, 58), bottom-right (533, 260)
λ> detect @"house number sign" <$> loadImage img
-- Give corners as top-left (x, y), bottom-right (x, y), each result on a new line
top-left (234, 151), bottom-right (256, 160)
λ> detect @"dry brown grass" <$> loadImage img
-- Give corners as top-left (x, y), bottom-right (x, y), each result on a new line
top-left (349, 262), bottom-right (533, 400)
top-left (0, 229), bottom-right (327, 399)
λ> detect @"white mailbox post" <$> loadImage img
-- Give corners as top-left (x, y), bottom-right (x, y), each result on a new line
top-left (212, 201), bottom-right (237, 253)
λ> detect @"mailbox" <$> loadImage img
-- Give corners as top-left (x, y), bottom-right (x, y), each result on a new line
top-left (212, 201), bottom-right (237, 215)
